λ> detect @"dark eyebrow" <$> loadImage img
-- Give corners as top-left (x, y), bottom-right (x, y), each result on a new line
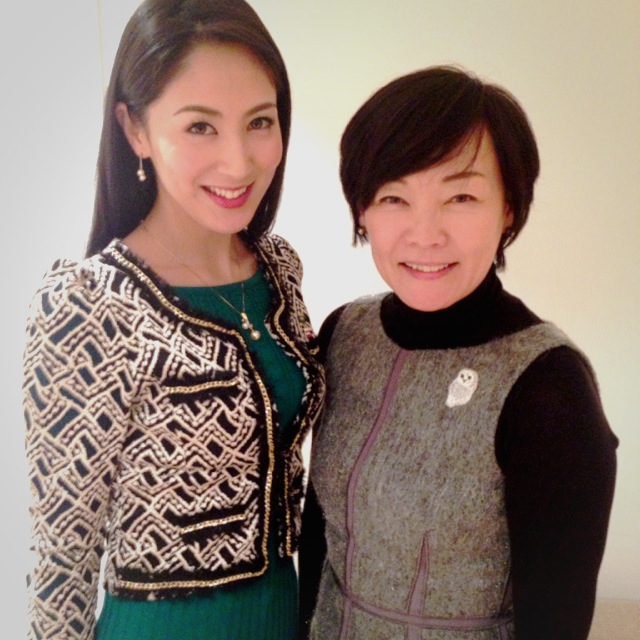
top-left (173, 102), bottom-right (278, 117)
top-left (442, 170), bottom-right (485, 183)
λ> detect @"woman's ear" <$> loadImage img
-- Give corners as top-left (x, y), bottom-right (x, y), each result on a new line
top-left (115, 102), bottom-right (149, 157)
top-left (503, 205), bottom-right (514, 232)
top-left (355, 213), bottom-right (368, 239)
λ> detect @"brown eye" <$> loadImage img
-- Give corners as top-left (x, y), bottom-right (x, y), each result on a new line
top-left (379, 195), bottom-right (404, 205)
top-left (188, 122), bottom-right (215, 135)
top-left (450, 194), bottom-right (475, 204)
top-left (249, 116), bottom-right (275, 130)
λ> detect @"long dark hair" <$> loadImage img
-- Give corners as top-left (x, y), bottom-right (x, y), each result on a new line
top-left (340, 65), bottom-right (539, 268)
top-left (87, 0), bottom-right (291, 257)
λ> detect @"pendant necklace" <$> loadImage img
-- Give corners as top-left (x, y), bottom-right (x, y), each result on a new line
top-left (140, 220), bottom-right (261, 340)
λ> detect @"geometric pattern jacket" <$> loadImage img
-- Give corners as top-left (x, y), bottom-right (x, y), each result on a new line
top-left (22, 234), bottom-right (325, 640)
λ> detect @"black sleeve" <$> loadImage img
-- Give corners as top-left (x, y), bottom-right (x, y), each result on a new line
top-left (495, 346), bottom-right (618, 640)
top-left (298, 480), bottom-right (327, 638)
top-left (298, 305), bottom-right (345, 637)
top-left (316, 304), bottom-right (346, 364)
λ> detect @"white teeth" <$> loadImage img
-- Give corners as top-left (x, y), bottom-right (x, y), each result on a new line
top-left (405, 262), bottom-right (449, 273)
top-left (210, 186), bottom-right (248, 199)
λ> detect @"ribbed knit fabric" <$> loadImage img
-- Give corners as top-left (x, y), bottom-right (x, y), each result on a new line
top-left (95, 268), bottom-right (304, 640)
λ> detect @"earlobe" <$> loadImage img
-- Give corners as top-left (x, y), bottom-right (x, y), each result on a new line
top-left (356, 214), bottom-right (368, 237)
top-left (356, 214), bottom-right (368, 240)
top-left (115, 102), bottom-right (148, 156)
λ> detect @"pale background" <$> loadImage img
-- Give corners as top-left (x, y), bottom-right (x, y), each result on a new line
top-left (1, 0), bottom-right (638, 635)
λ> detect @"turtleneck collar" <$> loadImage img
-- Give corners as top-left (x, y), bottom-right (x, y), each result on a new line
top-left (380, 267), bottom-right (541, 350)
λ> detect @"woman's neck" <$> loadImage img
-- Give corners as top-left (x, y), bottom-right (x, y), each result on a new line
top-left (380, 268), bottom-right (541, 350)
top-left (123, 214), bottom-right (257, 287)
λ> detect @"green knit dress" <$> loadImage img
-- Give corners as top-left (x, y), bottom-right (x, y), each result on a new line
top-left (95, 268), bottom-right (306, 640)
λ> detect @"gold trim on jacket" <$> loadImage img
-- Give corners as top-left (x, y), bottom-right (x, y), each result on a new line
top-left (23, 234), bottom-right (324, 640)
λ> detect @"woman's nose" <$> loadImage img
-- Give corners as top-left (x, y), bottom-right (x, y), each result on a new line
top-left (405, 208), bottom-right (447, 246)
top-left (217, 134), bottom-right (252, 179)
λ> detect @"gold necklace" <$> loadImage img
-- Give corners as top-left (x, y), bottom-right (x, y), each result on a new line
top-left (140, 220), bottom-right (261, 340)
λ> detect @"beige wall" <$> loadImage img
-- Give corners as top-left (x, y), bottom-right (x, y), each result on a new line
top-left (3, 0), bottom-right (638, 634)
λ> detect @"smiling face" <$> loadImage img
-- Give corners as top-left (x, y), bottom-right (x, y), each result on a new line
top-left (360, 130), bottom-right (512, 312)
top-left (120, 42), bottom-right (283, 237)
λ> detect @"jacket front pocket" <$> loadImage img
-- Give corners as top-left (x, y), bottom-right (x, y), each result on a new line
top-left (163, 371), bottom-right (240, 397)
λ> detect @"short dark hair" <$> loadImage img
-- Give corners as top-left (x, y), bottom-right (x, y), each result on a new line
top-left (87, 0), bottom-right (291, 257)
top-left (339, 65), bottom-right (539, 268)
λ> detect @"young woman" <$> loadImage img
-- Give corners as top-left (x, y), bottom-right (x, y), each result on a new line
top-left (300, 66), bottom-right (617, 639)
top-left (22, 1), bottom-right (324, 639)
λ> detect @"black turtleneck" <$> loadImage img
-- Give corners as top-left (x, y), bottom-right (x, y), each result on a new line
top-left (302, 270), bottom-right (618, 640)
top-left (380, 267), bottom-right (540, 349)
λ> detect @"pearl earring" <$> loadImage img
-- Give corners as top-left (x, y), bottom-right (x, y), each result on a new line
top-left (137, 156), bottom-right (147, 182)
top-left (357, 225), bottom-right (367, 237)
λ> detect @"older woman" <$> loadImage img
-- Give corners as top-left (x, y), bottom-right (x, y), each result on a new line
top-left (300, 66), bottom-right (617, 639)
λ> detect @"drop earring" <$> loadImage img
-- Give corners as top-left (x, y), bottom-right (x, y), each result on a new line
top-left (137, 156), bottom-right (147, 182)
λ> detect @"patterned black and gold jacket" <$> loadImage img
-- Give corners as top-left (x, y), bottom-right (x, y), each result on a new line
top-left (23, 234), bottom-right (325, 639)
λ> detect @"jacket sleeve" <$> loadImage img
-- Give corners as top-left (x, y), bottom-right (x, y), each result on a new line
top-left (22, 264), bottom-right (132, 640)
top-left (496, 346), bottom-right (618, 639)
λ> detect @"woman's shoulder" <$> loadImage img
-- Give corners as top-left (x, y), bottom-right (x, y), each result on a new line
top-left (32, 255), bottom-right (99, 302)
top-left (27, 244), bottom-right (133, 322)
top-left (317, 306), bottom-right (345, 363)
top-left (317, 294), bottom-right (387, 362)
top-left (257, 233), bottom-right (302, 272)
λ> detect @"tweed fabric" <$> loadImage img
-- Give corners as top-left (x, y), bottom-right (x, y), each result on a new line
top-left (310, 295), bottom-right (573, 639)
top-left (23, 234), bottom-right (325, 640)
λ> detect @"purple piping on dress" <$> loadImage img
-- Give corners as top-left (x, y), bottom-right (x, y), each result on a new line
top-left (338, 581), bottom-right (510, 631)
top-left (406, 533), bottom-right (430, 640)
top-left (339, 349), bottom-right (409, 639)
top-left (335, 347), bottom-right (512, 637)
